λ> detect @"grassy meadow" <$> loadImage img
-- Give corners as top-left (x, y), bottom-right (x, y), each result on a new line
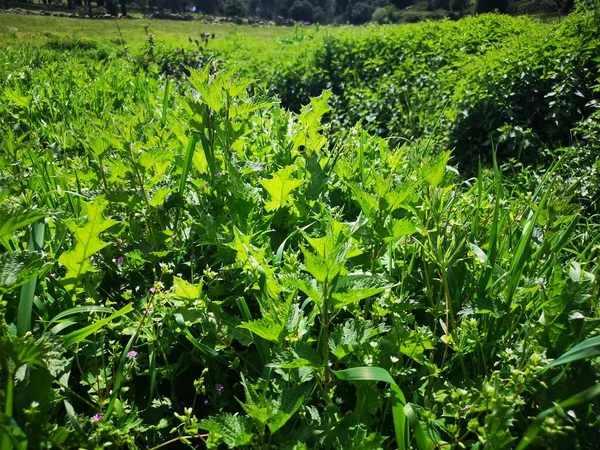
top-left (0, 5), bottom-right (599, 450)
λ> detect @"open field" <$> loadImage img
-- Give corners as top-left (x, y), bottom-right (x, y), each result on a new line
top-left (0, 5), bottom-right (599, 450)
top-left (0, 13), bottom-right (294, 48)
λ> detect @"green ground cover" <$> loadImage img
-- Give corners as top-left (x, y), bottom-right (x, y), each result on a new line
top-left (0, 4), bottom-right (599, 449)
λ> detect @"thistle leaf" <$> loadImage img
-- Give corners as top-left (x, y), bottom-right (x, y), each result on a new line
top-left (260, 166), bottom-right (303, 211)
top-left (58, 198), bottom-right (116, 294)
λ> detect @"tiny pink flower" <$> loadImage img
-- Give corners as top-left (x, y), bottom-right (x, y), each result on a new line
top-left (216, 383), bottom-right (224, 392)
top-left (91, 413), bottom-right (103, 422)
top-left (127, 350), bottom-right (138, 358)
top-left (116, 256), bottom-right (124, 265)
top-left (149, 287), bottom-right (156, 294)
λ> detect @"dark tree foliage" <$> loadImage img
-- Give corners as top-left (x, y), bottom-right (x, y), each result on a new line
top-left (105, 0), bottom-right (118, 15)
top-left (350, 1), bottom-right (373, 23)
top-left (449, 0), bottom-right (470, 13)
top-left (475, 0), bottom-right (507, 12)
top-left (222, 0), bottom-right (248, 16)
top-left (290, 0), bottom-right (314, 21)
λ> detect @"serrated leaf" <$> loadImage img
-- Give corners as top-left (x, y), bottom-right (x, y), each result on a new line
top-left (238, 313), bottom-right (284, 344)
top-left (385, 220), bottom-right (418, 243)
top-left (260, 166), bottom-right (303, 212)
top-left (171, 276), bottom-right (203, 302)
top-left (58, 198), bottom-right (116, 294)
top-left (421, 151), bottom-right (450, 187)
top-left (267, 383), bottom-right (311, 433)
top-left (199, 413), bottom-right (253, 449)
top-left (329, 319), bottom-right (379, 360)
top-left (0, 251), bottom-right (50, 294)
top-left (331, 274), bottom-right (392, 310)
top-left (268, 342), bottom-right (321, 369)
top-left (149, 188), bottom-right (171, 208)
top-left (0, 206), bottom-right (46, 240)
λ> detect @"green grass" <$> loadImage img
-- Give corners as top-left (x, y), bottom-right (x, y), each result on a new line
top-left (0, 13), bottom-right (294, 49)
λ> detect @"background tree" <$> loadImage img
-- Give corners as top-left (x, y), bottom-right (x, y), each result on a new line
top-left (290, 0), bottom-right (314, 21)
top-left (222, 0), bottom-right (248, 16)
top-left (349, 1), bottom-right (373, 23)
top-left (106, 0), bottom-right (118, 15)
top-left (475, 0), bottom-right (508, 12)
top-left (449, 0), bottom-right (470, 14)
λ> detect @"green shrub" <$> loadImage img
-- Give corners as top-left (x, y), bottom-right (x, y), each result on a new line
top-left (372, 4), bottom-right (400, 23)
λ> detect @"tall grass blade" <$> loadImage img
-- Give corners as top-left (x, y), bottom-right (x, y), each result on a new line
top-left (17, 220), bottom-right (45, 336)
top-left (62, 303), bottom-right (133, 348)
top-left (174, 133), bottom-right (198, 231)
top-left (333, 367), bottom-right (410, 449)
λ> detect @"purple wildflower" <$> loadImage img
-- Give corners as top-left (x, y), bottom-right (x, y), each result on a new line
top-left (215, 172), bottom-right (221, 177)
top-left (149, 287), bottom-right (156, 294)
top-left (116, 256), bottom-right (124, 265)
top-left (91, 413), bottom-right (103, 422)
top-left (203, 398), bottom-right (209, 405)
top-left (216, 383), bottom-right (224, 392)
top-left (127, 350), bottom-right (138, 358)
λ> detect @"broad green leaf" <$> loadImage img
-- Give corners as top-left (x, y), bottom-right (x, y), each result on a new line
top-left (171, 276), bottom-right (203, 302)
top-left (149, 188), bottom-right (172, 208)
top-left (268, 343), bottom-right (321, 369)
top-left (238, 313), bottom-right (284, 344)
top-left (399, 339), bottom-right (434, 364)
top-left (0, 206), bottom-right (46, 240)
top-left (58, 198), bottom-right (116, 294)
top-left (385, 219), bottom-right (419, 243)
top-left (4, 88), bottom-right (30, 110)
top-left (421, 151), bottom-right (450, 187)
top-left (331, 274), bottom-right (392, 310)
top-left (384, 183), bottom-right (417, 212)
top-left (267, 383), bottom-right (311, 433)
top-left (0, 251), bottom-right (50, 294)
top-left (199, 413), bottom-right (253, 449)
top-left (329, 319), bottom-right (380, 360)
top-left (302, 249), bottom-right (329, 284)
top-left (260, 165), bottom-right (304, 212)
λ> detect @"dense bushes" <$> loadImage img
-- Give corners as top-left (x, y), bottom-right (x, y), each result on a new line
top-left (1, 47), bottom-right (600, 449)
top-left (261, 12), bottom-right (600, 175)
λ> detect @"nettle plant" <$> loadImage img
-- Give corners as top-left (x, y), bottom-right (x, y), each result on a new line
top-left (0, 53), bottom-right (599, 450)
